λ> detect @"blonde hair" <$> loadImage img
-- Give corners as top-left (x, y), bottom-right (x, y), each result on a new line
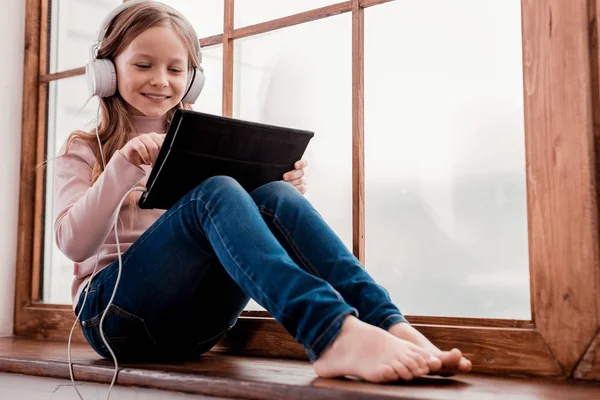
top-left (66, 1), bottom-right (199, 184)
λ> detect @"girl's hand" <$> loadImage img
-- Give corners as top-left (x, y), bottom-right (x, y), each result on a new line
top-left (119, 132), bottom-right (165, 167)
top-left (282, 160), bottom-right (308, 194)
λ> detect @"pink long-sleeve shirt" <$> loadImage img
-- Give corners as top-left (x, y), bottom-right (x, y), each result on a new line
top-left (53, 115), bottom-right (167, 311)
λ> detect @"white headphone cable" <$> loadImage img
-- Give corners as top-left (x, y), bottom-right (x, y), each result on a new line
top-left (102, 185), bottom-right (147, 399)
top-left (67, 185), bottom-right (146, 400)
top-left (95, 100), bottom-right (106, 170)
top-left (67, 100), bottom-right (147, 400)
top-left (67, 252), bottom-right (101, 400)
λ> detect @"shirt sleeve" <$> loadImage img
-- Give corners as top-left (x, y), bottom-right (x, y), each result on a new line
top-left (53, 138), bottom-right (147, 262)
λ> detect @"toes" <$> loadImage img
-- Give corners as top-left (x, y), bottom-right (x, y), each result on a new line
top-left (404, 357), bottom-right (425, 378)
top-left (427, 355), bottom-right (443, 374)
top-left (413, 353), bottom-right (430, 376)
top-left (392, 360), bottom-right (414, 381)
top-left (405, 344), bottom-right (441, 374)
top-left (379, 364), bottom-right (400, 382)
top-left (459, 357), bottom-right (472, 372)
top-left (436, 355), bottom-right (472, 377)
top-left (411, 344), bottom-right (432, 357)
top-left (441, 348), bottom-right (462, 368)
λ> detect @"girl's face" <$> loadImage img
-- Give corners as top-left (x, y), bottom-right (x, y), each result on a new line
top-left (114, 25), bottom-right (190, 118)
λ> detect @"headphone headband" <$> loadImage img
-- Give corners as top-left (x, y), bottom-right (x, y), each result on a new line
top-left (96, 0), bottom-right (147, 43)
top-left (93, 0), bottom-right (202, 63)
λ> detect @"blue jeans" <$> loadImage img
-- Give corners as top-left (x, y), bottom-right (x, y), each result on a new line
top-left (76, 176), bottom-right (406, 362)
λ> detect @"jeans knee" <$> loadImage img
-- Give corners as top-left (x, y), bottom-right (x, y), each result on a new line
top-left (188, 176), bottom-right (246, 209)
top-left (251, 180), bottom-right (300, 207)
top-left (200, 175), bottom-right (240, 190)
top-left (192, 176), bottom-right (241, 197)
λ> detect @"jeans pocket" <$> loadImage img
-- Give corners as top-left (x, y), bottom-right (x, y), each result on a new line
top-left (82, 304), bottom-right (156, 361)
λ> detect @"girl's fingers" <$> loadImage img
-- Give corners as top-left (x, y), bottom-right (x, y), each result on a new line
top-left (147, 133), bottom-right (165, 164)
top-left (139, 135), bottom-right (161, 164)
top-left (283, 168), bottom-right (304, 181)
top-left (294, 160), bottom-right (307, 169)
top-left (149, 132), bottom-right (165, 146)
top-left (134, 140), bottom-right (151, 165)
top-left (286, 177), bottom-right (306, 187)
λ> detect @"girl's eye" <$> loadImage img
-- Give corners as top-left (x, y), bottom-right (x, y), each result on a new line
top-left (135, 64), bottom-right (150, 69)
top-left (169, 69), bottom-right (183, 73)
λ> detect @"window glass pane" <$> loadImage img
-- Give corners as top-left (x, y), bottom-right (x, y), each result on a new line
top-left (49, 0), bottom-right (222, 74)
top-left (162, 1), bottom-right (224, 38)
top-left (233, 14), bottom-right (352, 310)
top-left (235, 1), bottom-right (339, 28)
top-left (364, 0), bottom-right (530, 318)
top-left (49, 0), bottom-right (122, 73)
top-left (191, 44), bottom-right (223, 116)
top-left (43, 75), bottom-right (99, 304)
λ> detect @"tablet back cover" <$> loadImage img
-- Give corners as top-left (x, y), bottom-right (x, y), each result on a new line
top-left (139, 110), bottom-right (314, 210)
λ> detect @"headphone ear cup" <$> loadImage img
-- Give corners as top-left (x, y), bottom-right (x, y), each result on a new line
top-left (181, 67), bottom-right (205, 104)
top-left (86, 58), bottom-right (117, 98)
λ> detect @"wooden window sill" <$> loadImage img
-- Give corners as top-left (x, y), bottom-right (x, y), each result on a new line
top-left (1, 337), bottom-right (599, 399)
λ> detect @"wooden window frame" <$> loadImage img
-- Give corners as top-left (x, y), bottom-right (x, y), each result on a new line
top-left (14, 0), bottom-right (600, 380)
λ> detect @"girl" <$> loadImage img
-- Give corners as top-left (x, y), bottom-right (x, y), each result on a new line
top-left (55, 0), bottom-right (472, 383)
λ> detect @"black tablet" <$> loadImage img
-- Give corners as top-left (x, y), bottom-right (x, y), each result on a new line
top-left (138, 109), bottom-right (314, 210)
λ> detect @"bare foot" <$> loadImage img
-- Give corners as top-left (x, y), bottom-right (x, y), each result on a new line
top-left (388, 322), bottom-right (472, 376)
top-left (312, 315), bottom-right (442, 382)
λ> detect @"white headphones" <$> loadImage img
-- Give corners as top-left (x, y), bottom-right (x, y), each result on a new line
top-left (85, 0), bottom-right (205, 104)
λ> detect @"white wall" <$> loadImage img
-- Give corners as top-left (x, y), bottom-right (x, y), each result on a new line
top-left (0, 0), bottom-right (25, 336)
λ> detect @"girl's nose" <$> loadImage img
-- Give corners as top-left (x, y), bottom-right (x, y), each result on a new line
top-left (150, 69), bottom-right (169, 87)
